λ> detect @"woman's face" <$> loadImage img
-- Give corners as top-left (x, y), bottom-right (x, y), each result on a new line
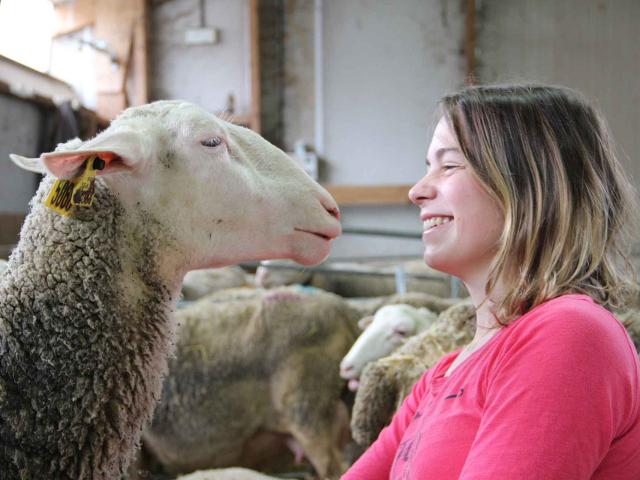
top-left (409, 117), bottom-right (504, 283)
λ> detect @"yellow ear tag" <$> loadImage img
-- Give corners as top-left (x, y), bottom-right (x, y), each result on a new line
top-left (44, 156), bottom-right (102, 216)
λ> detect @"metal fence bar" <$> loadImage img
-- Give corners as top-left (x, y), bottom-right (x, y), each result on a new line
top-left (341, 227), bottom-right (422, 239)
top-left (241, 261), bottom-right (448, 282)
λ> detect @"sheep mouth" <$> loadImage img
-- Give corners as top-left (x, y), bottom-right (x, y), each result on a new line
top-left (294, 228), bottom-right (334, 241)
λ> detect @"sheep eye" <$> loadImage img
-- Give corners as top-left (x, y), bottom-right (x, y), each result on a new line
top-left (201, 137), bottom-right (222, 148)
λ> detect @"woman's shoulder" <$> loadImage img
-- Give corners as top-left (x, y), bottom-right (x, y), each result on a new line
top-left (514, 293), bottom-right (624, 335)
top-left (501, 293), bottom-right (637, 364)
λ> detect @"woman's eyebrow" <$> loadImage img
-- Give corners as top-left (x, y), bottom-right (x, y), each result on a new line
top-left (425, 147), bottom-right (461, 165)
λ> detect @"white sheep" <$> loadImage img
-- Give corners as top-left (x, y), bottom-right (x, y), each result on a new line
top-left (0, 258), bottom-right (7, 277)
top-left (133, 288), bottom-right (360, 480)
top-left (339, 304), bottom-right (438, 391)
top-left (182, 266), bottom-right (252, 301)
top-left (350, 300), bottom-right (475, 446)
top-left (0, 100), bottom-right (341, 479)
top-left (177, 468), bottom-right (285, 480)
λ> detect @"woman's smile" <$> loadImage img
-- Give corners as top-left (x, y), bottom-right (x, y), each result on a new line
top-left (422, 216), bottom-right (454, 239)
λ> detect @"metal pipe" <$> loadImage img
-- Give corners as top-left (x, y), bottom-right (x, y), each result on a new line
top-left (242, 262), bottom-right (447, 281)
top-left (341, 227), bottom-right (422, 239)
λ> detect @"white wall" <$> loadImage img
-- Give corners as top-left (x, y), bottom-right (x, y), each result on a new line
top-left (151, 0), bottom-right (251, 115)
top-left (149, 0), bottom-right (640, 259)
top-left (478, 0), bottom-right (640, 188)
top-left (310, 0), bottom-right (640, 258)
top-left (322, 0), bottom-right (465, 186)
top-left (317, 0), bottom-right (466, 258)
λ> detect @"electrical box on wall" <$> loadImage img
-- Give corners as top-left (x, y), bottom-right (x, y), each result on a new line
top-left (292, 141), bottom-right (319, 181)
top-left (184, 27), bottom-right (218, 45)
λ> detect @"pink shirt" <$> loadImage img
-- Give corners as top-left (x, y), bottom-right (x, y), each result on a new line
top-left (342, 294), bottom-right (640, 479)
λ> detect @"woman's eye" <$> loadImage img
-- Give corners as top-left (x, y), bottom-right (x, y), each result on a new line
top-left (201, 137), bottom-right (223, 148)
top-left (442, 164), bottom-right (459, 171)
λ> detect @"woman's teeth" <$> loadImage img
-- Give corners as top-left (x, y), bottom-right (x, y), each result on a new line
top-left (423, 216), bottom-right (452, 230)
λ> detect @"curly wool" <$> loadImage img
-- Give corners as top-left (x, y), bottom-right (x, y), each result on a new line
top-left (0, 177), bottom-right (177, 479)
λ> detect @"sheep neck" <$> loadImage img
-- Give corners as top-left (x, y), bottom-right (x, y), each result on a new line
top-left (0, 176), bottom-right (183, 479)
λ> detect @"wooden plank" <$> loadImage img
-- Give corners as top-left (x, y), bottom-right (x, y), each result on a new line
top-left (0, 55), bottom-right (78, 102)
top-left (249, 0), bottom-right (261, 133)
top-left (131, 0), bottom-right (149, 106)
top-left (53, 0), bottom-right (96, 37)
top-left (323, 185), bottom-right (414, 206)
top-left (464, 0), bottom-right (477, 84)
top-left (0, 55), bottom-right (107, 129)
top-left (95, 0), bottom-right (147, 120)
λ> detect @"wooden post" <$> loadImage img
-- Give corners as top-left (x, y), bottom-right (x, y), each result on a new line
top-left (94, 0), bottom-right (148, 120)
top-left (464, 0), bottom-right (477, 85)
top-left (249, 0), bottom-right (261, 133)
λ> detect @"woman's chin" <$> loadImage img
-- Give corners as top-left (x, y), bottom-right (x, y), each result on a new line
top-left (422, 251), bottom-right (456, 276)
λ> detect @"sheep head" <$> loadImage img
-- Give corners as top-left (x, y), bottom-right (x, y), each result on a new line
top-left (10, 101), bottom-right (341, 272)
top-left (340, 304), bottom-right (437, 386)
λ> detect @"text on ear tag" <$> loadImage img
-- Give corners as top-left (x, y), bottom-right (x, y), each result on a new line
top-left (44, 156), bottom-right (101, 216)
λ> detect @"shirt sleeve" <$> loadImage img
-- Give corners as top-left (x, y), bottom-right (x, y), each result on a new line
top-left (341, 367), bottom-right (432, 480)
top-left (459, 302), bottom-right (638, 479)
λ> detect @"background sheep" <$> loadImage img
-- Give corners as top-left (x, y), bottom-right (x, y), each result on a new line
top-left (182, 266), bottom-right (252, 301)
top-left (339, 304), bottom-right (438, 391)
top-left (255, 259), bottom-right (458, 298)
top-left (135, 288), bottom-right (361, 480)
top-left (351, 300), bottom-right (475, 446)
top-left (177, 468), bottom-right (285, 480)
top-left (0, 258), bottom-right (7, 277)
top-left (0, 100), bottom-right (340, 479)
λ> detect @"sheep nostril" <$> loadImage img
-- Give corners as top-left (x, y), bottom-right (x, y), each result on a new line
top-left (327, 206), bottom-right (340, 220)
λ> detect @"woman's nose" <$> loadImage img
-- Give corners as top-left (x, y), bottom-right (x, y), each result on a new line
top-left (408, 174), bottom-right (436, 205)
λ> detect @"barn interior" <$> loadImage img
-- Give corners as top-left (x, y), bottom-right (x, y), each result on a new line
top-left (0, 1), bottom-right (638, 479)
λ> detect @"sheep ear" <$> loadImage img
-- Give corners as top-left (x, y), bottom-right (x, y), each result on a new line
top-left (13, 129), bottom-right (145, 180)
top-left (358, 315), bottom-right (374, 330)
top-left (9, 154), bottom-right (47, 174)
top-left (39, 150), bottom-right (131, 179)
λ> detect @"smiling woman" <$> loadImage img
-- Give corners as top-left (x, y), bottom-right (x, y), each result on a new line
top-left (409, 118), bottom-right (504, 289)
top-left (342, 84), bottom-right (640, 480)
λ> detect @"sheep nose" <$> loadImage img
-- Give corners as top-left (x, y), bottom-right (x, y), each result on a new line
top-left (326, 204), bottom-right (340, 220)
top-left (318, 193), bottom-right (340, 221)
top-left (339, 363), bottom-right (354, 378)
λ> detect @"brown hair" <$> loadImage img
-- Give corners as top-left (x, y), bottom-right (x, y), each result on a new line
top-left (440, 84), bottom-right (638, 322)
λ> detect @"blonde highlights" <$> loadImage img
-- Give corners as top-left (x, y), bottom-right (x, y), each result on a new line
top-left (440, 84), bottom-right (638, 322)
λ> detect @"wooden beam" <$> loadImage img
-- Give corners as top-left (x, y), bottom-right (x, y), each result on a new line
top-left (323, 185), bottom-right (413, 206)
top-left (249, 0), bottom-right (261, 133)
top-left (94, 0), bottom-right (148, 120)
top-left (0, 55), bottom-right (107, 128)
top-left (464, 0), bottom-right (477, 84)
top-left (53, 0), bottom-right (96, 37)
